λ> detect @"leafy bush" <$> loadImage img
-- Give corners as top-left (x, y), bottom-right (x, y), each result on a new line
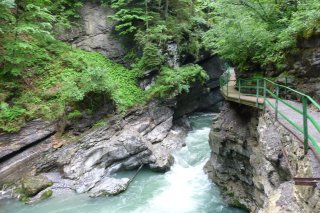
top-left (67, 110), bottom-right (82, 120)
top-left (204, 0), bottom-right (320, 71)
top-left (148, 64), bottom-right (208, 98)
top-left (106, 0), bottom-right (213, 69)
top-left (0, 103), bottom-right (26, 132)
top-left (0, 40), bottom-right (144, 131)
top-left (0, 0), bottom-right (55, 77)
top-left (132, 43), bottom-right (165, 73)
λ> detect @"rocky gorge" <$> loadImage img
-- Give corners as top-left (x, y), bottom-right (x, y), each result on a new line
top-left (0, 64), bottom-right (225, 203)
top-left (1, 1), bottom-right (320, 212)
top-left (0, 0), bottom-right (226, 203)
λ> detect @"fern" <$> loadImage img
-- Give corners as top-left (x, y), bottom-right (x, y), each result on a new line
top-left (148, 64), bottom-right (208, 98)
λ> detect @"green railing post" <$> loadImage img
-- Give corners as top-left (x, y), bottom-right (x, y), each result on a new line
top-left (263, 79), bottom-right (266, 112)
top-left (256, 79), bottom-right (259, 107)
top-left (285, 77), bottom-right (288, 99)
top-left (275, 85), bottom-right (279, 121)
top-left (302, 96), bottom-right (309, 154)
top-left (238, 79), bottom-right (241, 103)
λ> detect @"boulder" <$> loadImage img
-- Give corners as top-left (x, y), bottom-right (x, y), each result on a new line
top-left (74, 167), bottom-right (106, 193)
top-left (89, 177), bottom-right (130, 197)
top-left (149, 143), bottom-right (174, 172)
top-left (20, 174), bottom-right (53, 197)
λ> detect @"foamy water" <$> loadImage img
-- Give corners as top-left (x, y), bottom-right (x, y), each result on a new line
top-left (0, 114), bottom-right (245, 213)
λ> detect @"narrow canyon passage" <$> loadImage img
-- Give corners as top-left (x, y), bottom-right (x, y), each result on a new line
top-left (0, 114), bottom-right (245, 213)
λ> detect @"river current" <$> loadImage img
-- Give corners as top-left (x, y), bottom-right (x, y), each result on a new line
top-left (0, 113), bottom-right (245, 213)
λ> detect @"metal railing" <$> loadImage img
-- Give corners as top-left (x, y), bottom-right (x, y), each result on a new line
top-left (219, 65), bottom-right (320, 155)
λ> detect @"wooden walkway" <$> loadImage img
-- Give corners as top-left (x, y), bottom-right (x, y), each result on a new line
top-left (220, 68), bottom-right (265, 108)
top-left (220, 68), bottom-right (320, 158)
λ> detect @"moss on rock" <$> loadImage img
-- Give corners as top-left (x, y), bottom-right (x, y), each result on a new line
top-left (231, 199), bottom-right (249, 211)
top-left (40, 189), bottom-right (53, 200)
top-left (19, 194), bottom-right (30, 203)
top-left (20, 174), bottom-right (53, 197)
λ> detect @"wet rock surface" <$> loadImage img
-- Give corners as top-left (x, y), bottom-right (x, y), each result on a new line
top-left (0, 134), bottom-right (52, 184)
top-left (52, 101), bottom-right (187, 195)
top-left (205, 102), bottom-right (260, 210)
top-left (175, 56), bottom-right (225, 117)
top-left (205, 102), bottom-right (320, 212)
top-left (46, 101), bottom-right (188, 196)
top-left (0, 119), bottom-right (55, 160)
top-left (0, 100), bottom-right (189, 199)
top-left (287, 45), bottom-right (320, 103)
top-left (20, 174), bottom-right (53, 197)
top-left (89, 177), bottom-right (130, 197)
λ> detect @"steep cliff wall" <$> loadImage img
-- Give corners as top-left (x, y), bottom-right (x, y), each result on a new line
top-left (205, 102), bottom-right (320, 212)
top-left (57, 0), bottom-right (125, 63)
top-left (286, 36), bottom-right (320, 103)
top-left (175, 56), bottom-right (225, 117)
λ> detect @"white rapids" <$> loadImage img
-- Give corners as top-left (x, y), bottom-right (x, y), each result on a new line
top-left (0, 113), bottom-right (245, 213)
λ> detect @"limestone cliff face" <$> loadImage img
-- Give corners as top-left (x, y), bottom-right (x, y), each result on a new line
top-left (57, 0), bottom-right (125, 63)
top-left (205, 102), bottom-right (320, 212)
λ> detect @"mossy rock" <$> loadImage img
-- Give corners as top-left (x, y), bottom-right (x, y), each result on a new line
top-left (40, 189), bottom-right (53, 200)
top-left (20, 174), bottom-right (53, 197)
top-left (231, 199), bottom-right (249, 211)
top-left (226, 192), bottom-right (234, 197)
top-left (19, 194), bottom-right (30, 203)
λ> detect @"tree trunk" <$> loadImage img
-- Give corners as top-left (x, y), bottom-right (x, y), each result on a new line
top-left (145, 0), bottom-right (149, 29)
top-left (165, 0), bottom-right (169, 19)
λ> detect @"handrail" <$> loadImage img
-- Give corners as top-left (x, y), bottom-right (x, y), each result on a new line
top-left (308, 98), bottom-right (320, 111)
top-left (220, 65), bottom-right (320, 155)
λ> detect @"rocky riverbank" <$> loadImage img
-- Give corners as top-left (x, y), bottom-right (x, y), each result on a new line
top-left (205, 102), bottom-right (320, 212)
top-left (0, 100), bottom-right (192, 203)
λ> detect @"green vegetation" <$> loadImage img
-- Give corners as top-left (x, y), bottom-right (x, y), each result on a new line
top-left (148, 64), bottom-right (208, 98)
top-left (92, 119), bottom-right (108, 129)
top-left (232, 199), bottom-right (249, 211)
top-left (204, 0), bottom-right (320, 71)
top-left (104, 0), bottom-right (214, 70)
top-left (0, 0), bottom-right (209, 132)
top-left (0, 40), bottom-right (144, 132)
top-left (19, 194), bottom-right (30, 203)
top-left (0, 0), bottom-right (144, 132)
top-left (2, 0), bottom-right (318, 133)
top-left (40, 189), bottom-right (53, 200)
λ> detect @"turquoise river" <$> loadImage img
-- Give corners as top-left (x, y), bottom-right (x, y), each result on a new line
top-left (0, 113), bottom-right (245, 213)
